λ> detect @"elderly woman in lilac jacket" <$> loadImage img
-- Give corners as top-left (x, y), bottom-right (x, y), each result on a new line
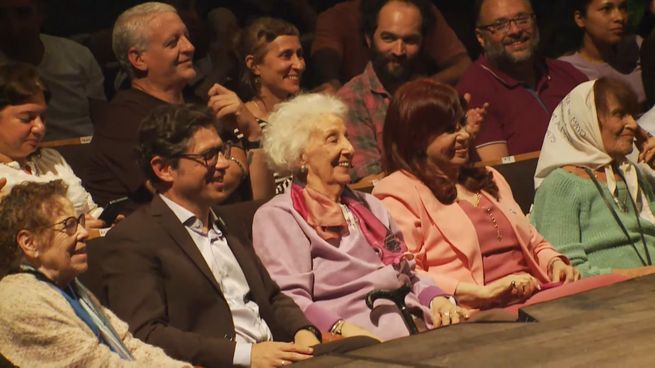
top-left (252, 93), bottom-right (469, 342)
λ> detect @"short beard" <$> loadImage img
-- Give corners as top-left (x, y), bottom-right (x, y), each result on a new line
top-left (369, 43), bottom-right (417, 88)
top-left (484, 30), bottom-right (540, 67)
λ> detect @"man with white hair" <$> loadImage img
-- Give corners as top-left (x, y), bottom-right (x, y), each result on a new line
top-left (86, 2), bottom-right (196, 214)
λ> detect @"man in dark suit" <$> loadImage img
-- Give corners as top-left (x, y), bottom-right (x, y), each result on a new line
top-left (84, 104), bottom-right (373, 367)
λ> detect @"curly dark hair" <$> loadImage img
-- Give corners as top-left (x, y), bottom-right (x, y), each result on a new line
top-left (0, 62), bottom-right (49, 110)
top-left (0, 180), bottom-right (69, 278)
top-left (361, 0), bottom-right (436, 40)
top-left (382, 78), bottom-right (499, 204)
top-left (136, 103), bottom-right (218, 186)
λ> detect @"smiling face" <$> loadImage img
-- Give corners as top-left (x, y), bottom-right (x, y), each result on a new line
top-left (575, 0), bottom-right (628, 46)
top-left (476, 0), bottom-right (539, 66)
top-left (369, 1), bottom-right (423, 84)
top-left (0, 91), bottom-right (46, 163)
top-left (302, 115), bottom-right (354, 193)
top-left (31, 197), bottom-right (89, 287)
top-left (598, 92), bottom-right (636, 160)
top-left (167, 126), bottom-right (231, 209)
top-left (137, 11), bottom-right (196, 88)
top-left (251, 34), bottom-right (305, 100)
top-left (425, 121), bottom-right (471, 170)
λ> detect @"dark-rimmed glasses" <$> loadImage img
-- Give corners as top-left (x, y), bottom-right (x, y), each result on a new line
top-left (477, 13), bottom-right (535, 34)
top-left (174, 143), bottom-right (231, 168)
top-left (47, 214), bottom-right (86, 236)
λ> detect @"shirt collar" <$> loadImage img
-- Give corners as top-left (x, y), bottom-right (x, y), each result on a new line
top-left (159, 194), bottom-right (221, 235)
top-left (363, 62), bottom-right (391, 97)
top-left (478, 54), bottom-right (551, 89)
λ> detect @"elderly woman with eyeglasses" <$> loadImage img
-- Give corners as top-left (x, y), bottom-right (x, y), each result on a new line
top-left (0, 62), bottom-right (107, 230)
top-left (0, 181), bottom-right (190, 367)
top-left (252, 93), bottom-right (469, 342)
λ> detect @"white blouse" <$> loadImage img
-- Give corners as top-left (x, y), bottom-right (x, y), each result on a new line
top-left (0, 148), bottom-right (102, 217)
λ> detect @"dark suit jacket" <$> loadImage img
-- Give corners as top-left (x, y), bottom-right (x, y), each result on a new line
top-left (84, 195), bottom-right (314, 367)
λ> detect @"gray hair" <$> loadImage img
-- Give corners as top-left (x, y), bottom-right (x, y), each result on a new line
top-left (263, 93), bottom-right (348, 174)
top-left (112, 2), bottom-right (177, 79)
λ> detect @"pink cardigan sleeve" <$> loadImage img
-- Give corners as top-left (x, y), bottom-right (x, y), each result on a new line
top-left (373, 176), bottom-right (463, 295)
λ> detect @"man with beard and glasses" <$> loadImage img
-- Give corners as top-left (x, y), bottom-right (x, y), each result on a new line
top-left (456, 0), bottom-right (587, 162)
top-left (337, 0), bottom-right (437, 183)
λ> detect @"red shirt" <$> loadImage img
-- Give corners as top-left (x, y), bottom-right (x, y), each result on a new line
top-left (456, 55), bottom-right (587, 155)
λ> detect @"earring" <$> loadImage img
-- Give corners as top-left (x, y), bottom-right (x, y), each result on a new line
top-left (299, 163), bottom-right (308, 174)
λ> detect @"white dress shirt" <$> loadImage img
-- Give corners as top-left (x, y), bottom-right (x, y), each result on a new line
top-left (159, 195), bottom-right (272, 366)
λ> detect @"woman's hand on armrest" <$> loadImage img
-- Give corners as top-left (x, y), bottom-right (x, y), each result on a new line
top-left (455, 273), bottom-right (540, 309)
top-left (429, 296), bottom-right (470, 327)
top-left (548, 258), bottom-right (580, 283)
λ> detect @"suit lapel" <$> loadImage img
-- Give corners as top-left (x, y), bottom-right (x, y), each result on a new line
top-left (150, 196), bottom-right (223, 294)
top-left (214, 216), bottom-right (261, 295)
top-left (411, 176), bottom-right (484, 283)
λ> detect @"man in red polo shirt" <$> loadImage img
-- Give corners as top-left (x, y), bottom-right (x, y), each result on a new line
top-left (457, 0), bottom-right (588, 162)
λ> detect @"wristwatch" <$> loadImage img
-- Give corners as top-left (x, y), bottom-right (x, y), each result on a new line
top-left (301, 325), bottom-right (323, 342)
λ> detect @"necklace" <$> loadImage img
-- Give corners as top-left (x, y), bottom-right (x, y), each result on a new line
top-left (472, 192), bottom-right (503, 241)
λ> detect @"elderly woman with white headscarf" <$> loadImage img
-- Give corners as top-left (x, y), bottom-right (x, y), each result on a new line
top-left (531, 77), bottom-right (655, 279)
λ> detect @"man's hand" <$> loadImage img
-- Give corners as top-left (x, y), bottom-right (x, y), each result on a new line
top-left (463, 93), bottom-right (489, 140)
top-left (339, 321), bottom-right (381, 341)
top-left (251, 341), bottom-right (313, 368)
top-left (207, 83), bottom-right (261, 140)
top-left (293, 329), bottom-right (320, 348)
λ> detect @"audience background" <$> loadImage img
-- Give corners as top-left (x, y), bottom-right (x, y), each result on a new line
top-left (28, 0), bottom-right (655, 104)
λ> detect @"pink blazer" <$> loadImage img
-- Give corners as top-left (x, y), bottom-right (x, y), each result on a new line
top-left (372, 168), bottom-right (564, 295)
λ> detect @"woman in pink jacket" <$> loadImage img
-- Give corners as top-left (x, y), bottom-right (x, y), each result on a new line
top-left (372, 78), bottom-right (588, 311)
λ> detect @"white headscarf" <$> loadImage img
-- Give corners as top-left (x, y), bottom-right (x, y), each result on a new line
top-left (534, 80), bottom-right (655, 223)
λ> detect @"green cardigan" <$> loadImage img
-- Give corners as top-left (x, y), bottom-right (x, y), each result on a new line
top-left (531, 168), bottom-right (655, 277)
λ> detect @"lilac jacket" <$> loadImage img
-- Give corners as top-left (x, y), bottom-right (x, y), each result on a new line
top-left (252, 190), bottom-right (446, 341)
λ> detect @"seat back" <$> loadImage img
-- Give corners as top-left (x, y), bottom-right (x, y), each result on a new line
top-left (489, 152), bottom-right (540, 214)
top-left (40, 136), bottom-right (93, 187)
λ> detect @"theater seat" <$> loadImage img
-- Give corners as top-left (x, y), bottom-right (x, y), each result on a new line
top-left (39, 136), bottom-right (93, 188)
top-left (491, 154), bottom-right (540, 215)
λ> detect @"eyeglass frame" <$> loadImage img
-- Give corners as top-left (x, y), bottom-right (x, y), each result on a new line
top-left (476, 13), bottom-right (535, 34)
top-left (38, 214), bottom-right (86, 236)
top-left (173, 142), bottom-right (232, 169)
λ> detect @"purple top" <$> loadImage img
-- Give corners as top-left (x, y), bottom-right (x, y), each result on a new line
top-left (458, 196), bottom-right (530, 284)
top-left (558, 51), bottom-right (645, 104)
top-left (252, 190), bottom-right (446, 341)
top-left (456, 55), bottom-right (588, 155)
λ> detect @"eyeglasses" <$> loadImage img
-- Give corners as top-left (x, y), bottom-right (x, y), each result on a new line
top-left (175, 143), bottom-right (231, 168)
top-left (477, 13), bottom-right (535, 34)
top-left (48, 214), bottom-right (86, 236)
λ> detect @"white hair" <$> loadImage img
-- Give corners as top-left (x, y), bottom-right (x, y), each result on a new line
top-left (112, 2), bottom-right (177, 79)
top-left (263, 93), bottom-right (348, 174)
